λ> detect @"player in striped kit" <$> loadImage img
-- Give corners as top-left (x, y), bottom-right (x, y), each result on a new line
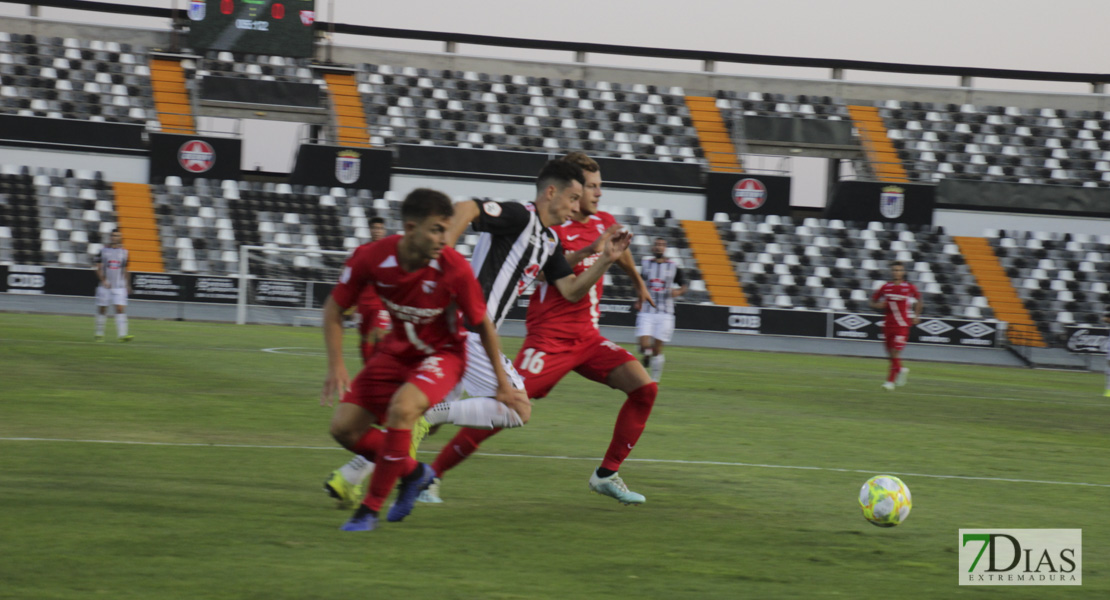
top-left (424, 152), bottom-right (657, 506)
top-left (635, 237), bottom-right (687, 382)
top-left (94, 229), bottom-right (133, 342)
top-left (869, 261), bottom-right (922, 390)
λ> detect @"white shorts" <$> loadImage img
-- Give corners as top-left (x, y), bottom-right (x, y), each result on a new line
top-left (95, 286), bottom-right (128, 307)
top-left (636, 311), bottom-right (675, 343)
top-left (444, 331), bottom-right (526, 402)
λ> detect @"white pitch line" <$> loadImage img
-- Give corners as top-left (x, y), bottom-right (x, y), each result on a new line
top-left (2, 436), bottom-right (1108, 489)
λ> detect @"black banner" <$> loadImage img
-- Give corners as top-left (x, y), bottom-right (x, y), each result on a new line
top-left (0, 264), bottom-right (6, 293)
top-left (130, 272), bottom-right (187, 301)
top-left (252, 279), bottom-right (308, 308)
top-left (1064, 326), bottom-right (1109, 355)
top-left (937, 179), bottom-right (1110, 218)
top-left (290, 144), bottom-right (392, 191)
top-left (704, 172), bottom-right (793, 220)
top-left (0, 114), bottom-right (145, 151)
top-left (393, 144), bottom-right (702, 191)
top-left (758, 307), bottom-right (828, 337)
top-left (743, 116), bottom-right (855, 147)
top-left (825, 181), bottom-right (936, 225)
top-left (191, 276), bottom-right (240, 304)
top-left (200, 76), bottom-right (322, 109)
top-left (831, 312), bottom-right (1001, 347)
top-left (149, 133), bottom-right (243, 184)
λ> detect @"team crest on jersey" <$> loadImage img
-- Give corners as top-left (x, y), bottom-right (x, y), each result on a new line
top-left (880, 186), bottom-right (905, 219)
top-left (187, 0), bottom-right (205, 20)
top-left (421, 280), bottom-right (437, 294)
top-left (335, 150), bottom-right (360, 185)
top-left (483, 201), bottom-right (502, 217)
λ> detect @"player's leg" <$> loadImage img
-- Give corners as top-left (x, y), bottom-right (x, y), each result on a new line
top-left (1103, 357), bottom-right (1109, 397)
top-left (881, 328), bottom-right (897, 390)
top-left (424, 333), bottom-right (530, 430)
top-left (577, 339), bottom-right (657, 505)
top-left (94, 287), bottom-right (109, 340)
top-left (343, 352), bottom-right (463, 530)
top-left (635, 311), bottom-right (653, 367)
top-left (113, 288), bottom-right (132, 341)
top-left (648, 314), bottom-right (674, 383)
top-left (422, 337), bottom-right (574, 500)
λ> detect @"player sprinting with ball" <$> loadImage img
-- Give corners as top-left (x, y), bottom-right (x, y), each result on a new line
top-left (869, 261), bottom-right (922, 391)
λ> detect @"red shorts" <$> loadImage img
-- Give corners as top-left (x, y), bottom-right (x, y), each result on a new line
top-left (342, 350), bottom-right (465, 423)
top-left (514, 333), bottom-right (637, 399)
top-left (883, 326), bottom-right (910, 352)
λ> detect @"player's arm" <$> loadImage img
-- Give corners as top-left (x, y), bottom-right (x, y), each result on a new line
top-left (445, 199), bottom-right (482, 247)
top-left (321, 295), bottom-right (350, 407)
top-left (94, 252), bottom-right (107, 287)
top-left (869, 288), bottom-right (885, 311)
top-left (673, 264), bottom-right (689, 297)
top-left (121, 253), bottom-right (130, 294)
top-left (552, 230), bottom-right (632, 302)
top-left (321, 247), bottom-right (371, 406)
top-left (617, 248), bottom-right (654, 308)
top-left (564, 224), bottom-right (619, 266)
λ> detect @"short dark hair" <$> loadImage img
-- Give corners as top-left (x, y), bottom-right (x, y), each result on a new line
top-left (536, 158), bottom-right (585, 192)
top-left (400, 188), bottom-right (453, 222)
top-left (891, 260), bottom-right (905, 269)
top-left (654, 237), bottom-right (667, 244)
top-left (369, 216), bottom-right (385, 226)
top-left (563, 151), bottom-right (600, 173)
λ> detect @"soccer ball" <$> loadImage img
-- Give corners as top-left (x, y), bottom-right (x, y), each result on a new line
top-left (859, 475), bottom-right (912, 527)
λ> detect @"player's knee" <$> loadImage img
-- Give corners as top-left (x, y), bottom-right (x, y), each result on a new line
top-left (631, 382), bottom-right (658, 407)
top-left (386, 389), bottom-right (428, 427)
top-left (329, 420), bottom-right (361, 449)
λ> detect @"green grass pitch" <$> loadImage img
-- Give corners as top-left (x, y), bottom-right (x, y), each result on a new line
top-left (1, 313), bottom-right (1107, 599)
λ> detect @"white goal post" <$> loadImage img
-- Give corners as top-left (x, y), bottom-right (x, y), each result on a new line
top-left (236, 245), bottom-right (351, 325)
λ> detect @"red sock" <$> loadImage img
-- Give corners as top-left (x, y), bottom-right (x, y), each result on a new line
top-left (351, 427), bottom-right (384, 461)
top-left (363, 428), bottom-right (417, 512)
top-left (431, 428), bottom-right (501, 477)
top-left (888, 357), bottom-right (902, 382)
top-left (601, 383), bottom-right (657, 472)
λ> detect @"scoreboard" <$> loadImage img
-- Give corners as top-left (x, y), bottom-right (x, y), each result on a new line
top-left (187, 0), bottom-right (317, 59)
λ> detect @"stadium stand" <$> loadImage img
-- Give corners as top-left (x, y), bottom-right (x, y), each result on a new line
top-left (0, 33), bottom-right (154, 124)
top-left (354, 64), bottom-right (702, 161)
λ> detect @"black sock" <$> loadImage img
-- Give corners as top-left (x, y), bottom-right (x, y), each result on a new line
top-left (353, 505), bottom-right (378, 519)
top-left (596, 467), bottom-right (616, 479)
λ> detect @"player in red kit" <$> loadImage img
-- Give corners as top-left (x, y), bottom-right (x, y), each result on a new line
top-left (320, 189), bottom-right (517, 532)
top-left (355, 216), bottom-right (390, 363)
top-left (426, 152), bottom-right (657, 506)
top-left (869, 261), bottom-right (923, 391)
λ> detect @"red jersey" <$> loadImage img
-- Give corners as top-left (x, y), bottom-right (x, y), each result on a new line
top-left (331, 235), bottom-right (487, 359)
top-left (871, 280), bottom-right (921, 328)
top-left (356, 283), bottom-right (385, 336)
top-left (525, 212), bottom-right (618, 340)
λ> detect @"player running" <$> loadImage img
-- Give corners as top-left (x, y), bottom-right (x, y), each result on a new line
top-left (94, 229), bottom-right (133, 342)
top-left (635, 237), bottom-right (688, 382)
top-left (869, 261), bottom-right (922, 391)
top-left (425, 152), bottom-right (658, 506)
top-left (320, 188), bottom-right (516, 532)
top-left (325, 159), bottom-right (631, 508)
top-left (1103, 312), bottom-right (1110, 398)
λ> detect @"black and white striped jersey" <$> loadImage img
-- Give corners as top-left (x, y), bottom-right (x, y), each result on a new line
top-left (468, 199), bottom-right (573, 329)
top-left (640, 256), bottom-right (685, 315)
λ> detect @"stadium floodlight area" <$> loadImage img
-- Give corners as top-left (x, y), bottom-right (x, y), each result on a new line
top-left (236, 245), bottom-right (349, 326)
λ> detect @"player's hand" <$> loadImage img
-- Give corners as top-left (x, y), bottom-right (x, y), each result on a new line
top-left (602, 230), bottom-right (632, 263)
top-left (633, 298), bottom-right (642, 312)
top-left (637, 283), bottom-right (657, 308)
top-left (497, 386), bottom-right (532, 424)
top-left (584, 225), bottom-right (620, 256)
top-left (321, 364), bottom-right (350, 407)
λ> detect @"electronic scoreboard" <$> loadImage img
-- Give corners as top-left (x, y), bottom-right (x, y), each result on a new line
top-left (187, 0), bottom-right (317, 58)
